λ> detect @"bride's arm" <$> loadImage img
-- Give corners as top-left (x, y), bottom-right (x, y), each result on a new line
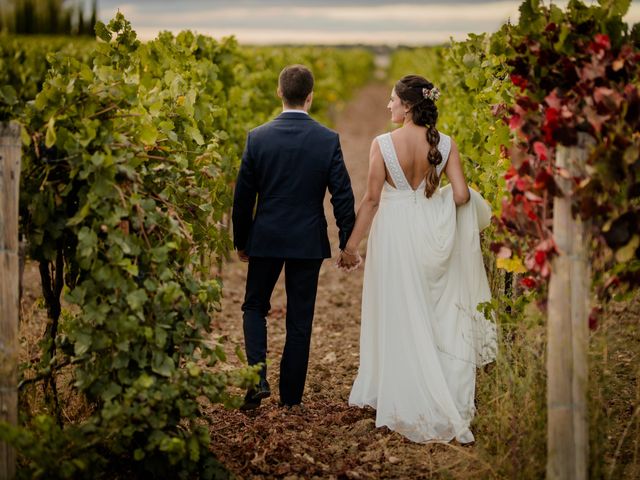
top-left (444, 139), bottom-right (470, 206)
top-left (343, 139), bottom-right (386, 254)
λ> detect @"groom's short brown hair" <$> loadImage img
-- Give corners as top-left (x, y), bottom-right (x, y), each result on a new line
top-left (278, 64), bottom-right (314, 107)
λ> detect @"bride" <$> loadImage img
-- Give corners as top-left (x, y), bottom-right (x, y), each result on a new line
top-left (338, 75), bottom-right (496, 444)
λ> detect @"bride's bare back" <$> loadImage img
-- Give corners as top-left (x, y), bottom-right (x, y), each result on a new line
top-left (387, 126), bottom-right (432, 190)
top-left (386, 125), bottom-right (470, 204)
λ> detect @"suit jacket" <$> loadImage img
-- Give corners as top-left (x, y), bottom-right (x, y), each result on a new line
top-left (232, 111), bottom-right (356, 259)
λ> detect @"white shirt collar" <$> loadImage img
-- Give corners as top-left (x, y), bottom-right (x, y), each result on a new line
top-left (282, 109), bottom-right (309, 115)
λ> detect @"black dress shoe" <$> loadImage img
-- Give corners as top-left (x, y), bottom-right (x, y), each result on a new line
top-left (239, 380), bottom-right (271, 411)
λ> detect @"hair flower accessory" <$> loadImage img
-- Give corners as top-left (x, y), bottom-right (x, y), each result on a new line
top-left (422, 86), bottom-right (441, 102)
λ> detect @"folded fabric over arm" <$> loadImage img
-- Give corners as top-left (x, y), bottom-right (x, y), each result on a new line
top-left (440, 184), bottom-right (492, 231)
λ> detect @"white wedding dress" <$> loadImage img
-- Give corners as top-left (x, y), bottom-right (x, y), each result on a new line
top-left (349, 131), bottom-right (497, 444)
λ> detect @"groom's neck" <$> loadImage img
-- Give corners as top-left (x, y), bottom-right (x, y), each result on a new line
top-left (282, 103), bottom-right (308, 112)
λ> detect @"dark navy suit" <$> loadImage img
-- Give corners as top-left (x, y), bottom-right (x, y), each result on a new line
top-left (232, 111), bottom-right (355, 405)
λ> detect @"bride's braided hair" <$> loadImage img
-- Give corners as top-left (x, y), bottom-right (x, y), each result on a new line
top-left (394, 75), bottom-right (442, 198)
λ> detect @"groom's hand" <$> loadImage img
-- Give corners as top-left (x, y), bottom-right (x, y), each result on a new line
top-left (237, 250), bottom-right (249, 262)
top-left (337, 249), bottom-right (361, 272)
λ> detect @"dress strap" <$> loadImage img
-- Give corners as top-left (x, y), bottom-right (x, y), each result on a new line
top-left (377, 133), bottom-right (411, 190)
top-left (436, 133), bottom-right (452, 177)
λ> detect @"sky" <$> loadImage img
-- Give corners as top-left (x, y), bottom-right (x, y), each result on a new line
top-left (97, 0), bottom-right (640, 45)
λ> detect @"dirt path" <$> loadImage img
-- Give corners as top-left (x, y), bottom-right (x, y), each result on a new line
top-left (205, 83), bottom-right (477, 479)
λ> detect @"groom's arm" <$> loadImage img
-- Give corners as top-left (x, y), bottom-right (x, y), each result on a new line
top-left (327, 134), bottom-right (356, 250)
top-left (232, 133), bottom-right (258, 252)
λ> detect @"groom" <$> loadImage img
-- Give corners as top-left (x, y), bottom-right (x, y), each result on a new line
top-left (232, 64), bottom-right (357, 410)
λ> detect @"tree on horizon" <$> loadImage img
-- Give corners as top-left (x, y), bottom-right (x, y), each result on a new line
top-left (0, 0), bottom-right (98, 36)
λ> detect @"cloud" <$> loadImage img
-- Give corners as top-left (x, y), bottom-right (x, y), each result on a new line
top-left (116, 3), bottom-right (521, 25)
top-left (99, 1), bottom-right (640, 44)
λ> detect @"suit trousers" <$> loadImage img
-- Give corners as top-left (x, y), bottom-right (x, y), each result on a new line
top-left (242, 257), bottom-right (323, 405)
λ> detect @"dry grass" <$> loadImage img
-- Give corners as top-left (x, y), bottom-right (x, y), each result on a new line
top-left (589, 297), bottom-right (640, 479)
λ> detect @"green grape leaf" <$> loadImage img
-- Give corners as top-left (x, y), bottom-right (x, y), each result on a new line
top-left (126, 289), bottom-right (148, 311)
top-left (74, 332), bottom-right (92, 356)
top-left (598, 0), bottom-right (631, 17)
top-left (95, 21), bottom-right (113, 42)
top-left (139, 123), bottom-right (158, 146)
top-left (45, 117), bottom-right (57, 148)
top-left (152, 354), bottom-right (175, 377)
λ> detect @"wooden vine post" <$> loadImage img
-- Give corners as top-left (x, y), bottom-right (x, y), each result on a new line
top-left (0, 122), bottom-right (21, 480)
top-left (547, 133), bottom-right (592, 480)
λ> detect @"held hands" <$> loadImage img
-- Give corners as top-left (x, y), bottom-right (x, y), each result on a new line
top-left (336, 248), bottom-right (362, 272)
top-left (238, 247), bottom-right (360, 270)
